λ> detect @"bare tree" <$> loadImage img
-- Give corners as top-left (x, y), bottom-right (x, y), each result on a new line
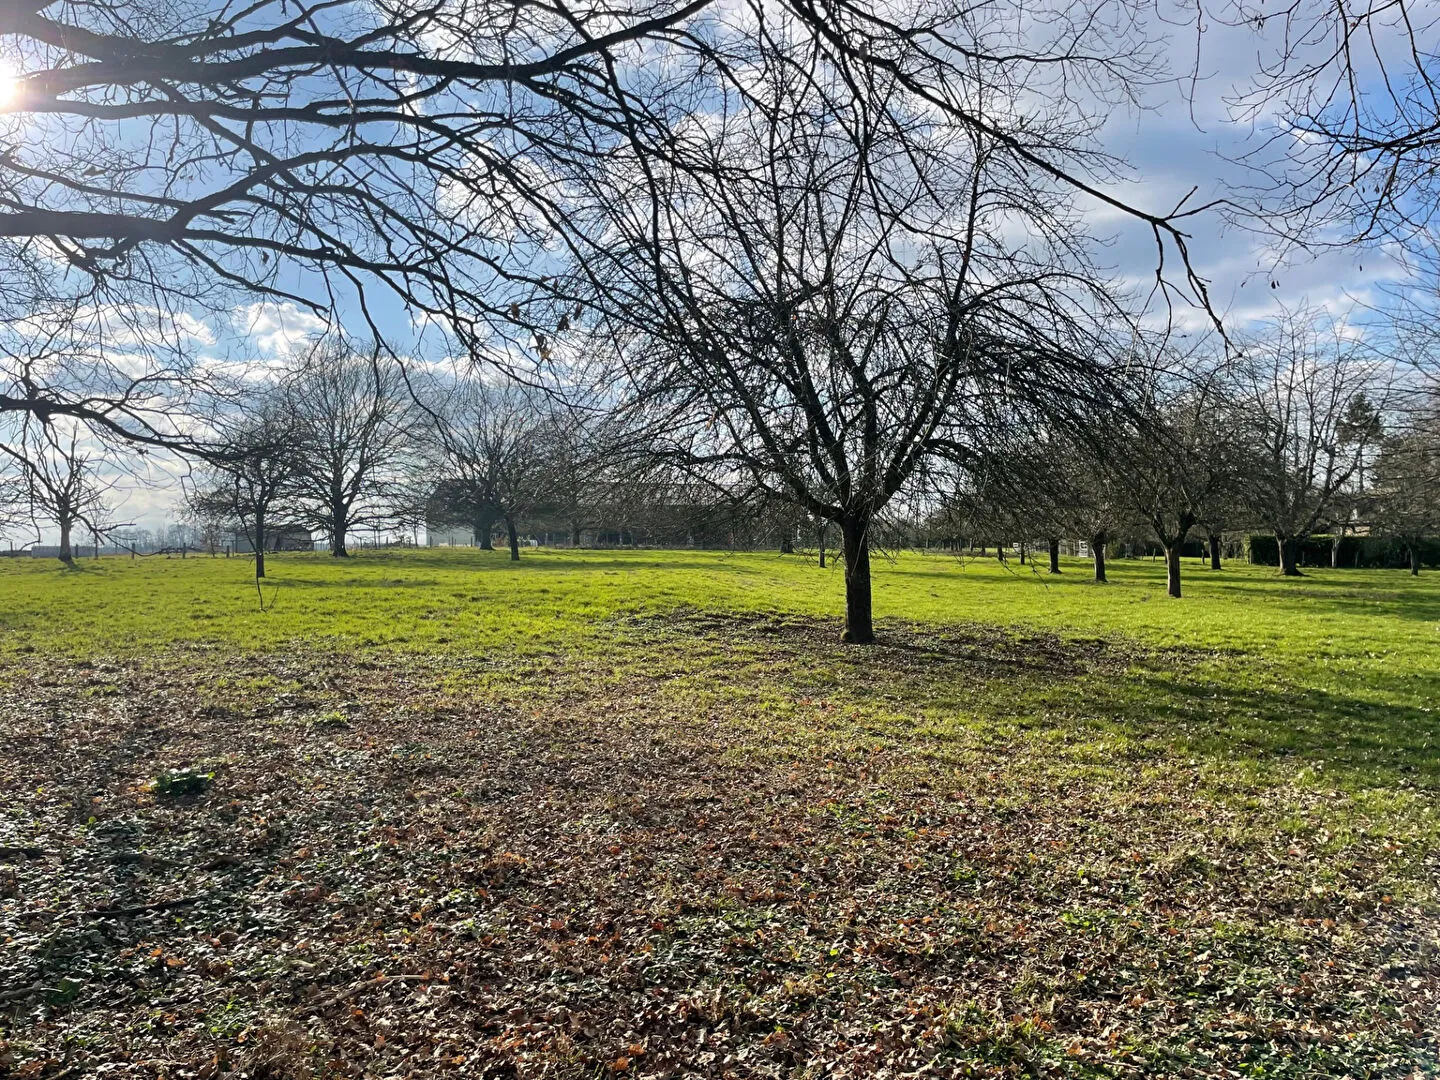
top-left (943, 453), bottom-right (1061, 572)
top-left (0, 0), bottom-right (1226, 516)
top-left (422, 378), bottom-right (549, 562)
top-left (1234, 315), bottom-right (1391, 576)
top-left (536, 396), bottom-right (620, 549)
top-left (181, 500), bottom-right (228, 556)
top-left (572, 25), bottom-right (1139, 642)
top-left (1372, 397), bottom-right (1440, 574)
top-left (1322, 394), bottom-right (1385, 567)
top-left (1223, 0), bottom-right (1440, 266)
top-left (1115, 352), bottom-right (1248, 597)
top-left (0, 296), bottom-right (223, 453)
top-left (0, 415), bottom-right (111, 563)
top-left (1058, 450), bottom-right (1133, 584)
top-left (282, 337), bottom-right (411, 557)
top-left (0, 0), bottom-right (1212, 328)
top-left (188, 393), bottom-right (299, 579)
top-left (1014, 435), bottom-right (1133, 584)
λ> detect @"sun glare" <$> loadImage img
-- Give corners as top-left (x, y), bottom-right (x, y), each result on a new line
top-left (0, 61), bottom-right (19, 110)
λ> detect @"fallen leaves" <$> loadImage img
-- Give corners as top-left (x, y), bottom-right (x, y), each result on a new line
top-left (0, 641), bottom-right (1435, 1079)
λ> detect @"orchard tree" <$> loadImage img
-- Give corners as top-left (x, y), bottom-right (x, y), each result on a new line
top-left (188, 392), bottom-right (299, 579)
top-left (538, 397), bottom-right (620, 549)
top-left (422, 378), bottom-right (550, 562)
top-left (1116, 352), bottom-right (1246, 597)
top-left (1033, 436), bottom-right (1133, 584)
top-left (1371, 400), bottom-right (1440, 574)
top-left (1234, 315), bottom-right (1390, 576)
top-left (0, 414), bottom-right (110, 563)
top-left (572, 19), bottom-right (1142, 643)
top-left (283, 337), bottom-right (412, 557)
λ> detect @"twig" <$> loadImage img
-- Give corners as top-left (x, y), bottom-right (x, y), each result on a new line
top-left (83, 895), bottom-right (204, 918)
top-left (0, 982), bottom-right (47, 1003)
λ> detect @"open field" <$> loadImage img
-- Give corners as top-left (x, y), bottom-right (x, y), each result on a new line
top-left (0, 549), bottom-right (1437, 1078)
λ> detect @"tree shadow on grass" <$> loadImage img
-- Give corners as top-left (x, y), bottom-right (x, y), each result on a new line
top-left (621, 608), bottom-right (1440, 790)
top-left (1108, 667), bottom-right (1440, 788)
top-left (1195, 574), bottom-right (1440, 624)
top-left (271, 575), bottom-right (444, 589)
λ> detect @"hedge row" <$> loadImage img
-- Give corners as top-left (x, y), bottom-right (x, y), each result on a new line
top-left (1245, 534), bottom-right (1440, 569)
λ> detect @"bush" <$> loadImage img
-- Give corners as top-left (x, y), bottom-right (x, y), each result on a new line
top-left (1245, 534), bottom-right (1440, 569)
top-left (152, 769), bottom-right (213, 797)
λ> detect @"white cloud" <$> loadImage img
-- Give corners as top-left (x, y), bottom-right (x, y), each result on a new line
top-left (235, 302), bottom-right (328, 359)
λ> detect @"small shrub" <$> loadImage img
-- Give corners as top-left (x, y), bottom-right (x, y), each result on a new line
top-left (312, 708), bottom-right (350, 730)
top-left (152, 769), bottom-right (213, 798)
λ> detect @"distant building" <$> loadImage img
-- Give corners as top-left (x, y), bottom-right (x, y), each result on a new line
top-left (422, 477), bottom-right (790, 550)
top-left (24, 546), bottom-right (73, 559)
top-left (228, 525), bottom-right (314, 553)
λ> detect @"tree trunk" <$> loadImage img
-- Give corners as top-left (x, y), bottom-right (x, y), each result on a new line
top-left (1091, 532), bottom-right (1107, 583)
top-left (840, 516), bottom-right (874, 645)
top-left (780, 535), bottom-right (794, 554)
top-left (1048, 538), bottom-right (1061, 574)
top-left (1277, 534), bottom-right (1301, 576)
top-left (1018, 543), bottom-right (1026, 565)
top-left (57, 517), bottom-right (74, 564)
top-left (506, 515), bottom-right (520, 561)
top-left (331, 508), bottom-right (348, 557)
top-left (474, 507), bottom-right (495, 550)
top-left (818, 523), bottom-right (827, 569)
top-left (571, 522), bottom-right (582, 548)
top-left (1331, 533), bottom-right (1342, 569)
top-left (1208, 530), bottom-right (1222, 571)
top-left (254, 513), bottom-right (266, 579)
top-left (1165, 544), bottom-right (1182, 598)
top-left (1410, 544), bottom-right (1420, 576)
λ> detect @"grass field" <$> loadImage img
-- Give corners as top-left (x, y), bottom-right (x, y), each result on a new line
top-left (0, 548), bottom-right (1436, 1077)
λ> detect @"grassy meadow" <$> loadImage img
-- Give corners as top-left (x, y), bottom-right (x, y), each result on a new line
top-left (0, 548), bottom-right (1436, 1077)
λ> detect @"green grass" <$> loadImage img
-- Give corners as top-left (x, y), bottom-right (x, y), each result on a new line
top-left (2, 546), bottom-right (1436, 789)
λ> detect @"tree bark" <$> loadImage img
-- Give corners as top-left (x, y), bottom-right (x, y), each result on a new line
top-left (780, 535), bottom-right (794, 554)
top-left (1091, 532), bottom-right (1107, 583)
top-left (57, 517), bottom-right (74, 564)
top-left (1208, 530), bottom-right (1222, 571)
top-left (1277, 534), bottom-right (1301, 576)
top-left (254, 512), bottom-right (266, 579)
top-left (1048, 538), bottom-right (1061, 574)
top-left (818, 523), bottom-right (827, 568)
top-left (840, 516), bottom-right (874, 645)
top-left (506, 515), bottom-right (520, 561)
top-left (1410, 544), bottom-right (1421, 576)
top-left (571, 522), bottom-right (582, 548)
top-left (331, 508), bottom-right (348, 557)
top-left (473, 507), bottom-right (495, 550)
top-left (1331, 533), bottom-right (1342, 569)
top-left (1165, 544), bottom-right (1182, 598)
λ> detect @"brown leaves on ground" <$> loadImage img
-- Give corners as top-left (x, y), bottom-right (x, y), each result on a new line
top-left (0, 636), bottom-right (1435, 1078)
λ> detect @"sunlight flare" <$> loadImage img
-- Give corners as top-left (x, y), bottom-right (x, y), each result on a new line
top-left (0, 60), bottom-right (19, 109)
